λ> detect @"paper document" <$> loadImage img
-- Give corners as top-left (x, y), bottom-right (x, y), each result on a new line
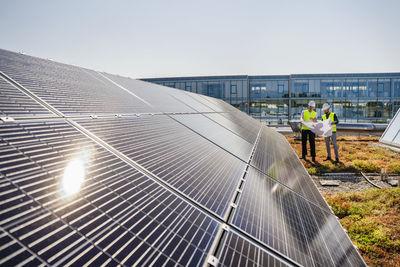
top-left (302, 119), bottom-right (333, 137)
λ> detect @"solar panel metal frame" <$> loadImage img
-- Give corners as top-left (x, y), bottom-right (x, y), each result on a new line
top-left (380, 107), bottom-right (400, 148)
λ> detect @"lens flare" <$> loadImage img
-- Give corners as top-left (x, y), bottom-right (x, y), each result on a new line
top-left (61, 158), bottom-right (85, 196)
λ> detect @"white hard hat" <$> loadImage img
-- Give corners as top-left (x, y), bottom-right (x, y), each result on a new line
top-left (322, 103), bottom-right (330, 111)
top-left (308, 101), bottom-right (315, 107)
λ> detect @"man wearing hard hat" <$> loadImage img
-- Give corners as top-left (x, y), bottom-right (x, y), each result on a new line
top-left (322, 103), bottom-right (339, 163)
top-left (301, 101), bottom-right (317, 162)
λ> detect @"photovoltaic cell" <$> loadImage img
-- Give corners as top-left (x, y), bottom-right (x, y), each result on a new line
top-left (0, 120), bottom-right (220, 266)
top-left (251, 126), bottom-right (330, 211)
top-left (217, 231), bottom-right (289, 267)
top-left (172, 114), bottom-right (253, 161)
top-left (74, 116), bottom-right (246, 217)
top-left (0, 50), bottom-right (153, 115)
top-left (0, 229), bottom-right (43, 266)
top-left (0, 76), bottom-right (55, 118)
top-left (232, 166), bottom-right (365, 267)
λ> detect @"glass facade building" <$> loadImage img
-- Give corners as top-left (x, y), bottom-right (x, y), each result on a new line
top-left (142, 73), bottom-right (400, 124)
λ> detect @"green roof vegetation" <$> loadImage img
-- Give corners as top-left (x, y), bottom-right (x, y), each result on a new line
top-left (286, 135), bottom-right (400, 174)
top-left (324, 188), bottom-right (400, 266)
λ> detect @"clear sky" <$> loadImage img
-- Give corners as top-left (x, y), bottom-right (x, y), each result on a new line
top-left (1, 0), bottom-right (399, 78)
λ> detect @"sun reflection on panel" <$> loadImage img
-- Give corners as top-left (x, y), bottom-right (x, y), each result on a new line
top-left (61, 158), bottom-right (85, 195)
top-left (60, 149), bottom-right (91, 196)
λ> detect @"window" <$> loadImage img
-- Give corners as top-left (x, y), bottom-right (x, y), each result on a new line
top-left (378, 82), bottom-right (384, 96)
top-left (358, 100), bottom-right (381, 120)
top-left (377, 79), bottom-right (390, 98)
top-left (230, 84), bottom-right (237, 94)
top-left (292, 80), bottom-right (309, 97)
top-left (250, 82), bottom-right (267, 100)
top-left (321, 80), bottom-right (334, 98)
top-left (278, 84), bottom-right (284, 94)
top-left (344, 80), bottom-right (358, 99)
top-left (290, 99), bottom-right (309, 119)
top-left (341, 100), bottom-right (357, 122)
top-left (366, 79), bottom-right (377, 98)
top-left (359, 80), bottom-right (367, 97)
top-left (333, 80), bottom-right (343, 98)
top-left (251, 86), bottom-right (260, 93)
top-left (393, 79), bottom-right (400, 98)
top-left (164, 82), bottom-right (176, 88)
top-left (206, 82), bottom-right (223, 99)
top-left (251, 86), bottom-right (266, 93)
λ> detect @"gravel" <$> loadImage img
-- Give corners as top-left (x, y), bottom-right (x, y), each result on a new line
top-left (311, 174), bottom-right (396, 194)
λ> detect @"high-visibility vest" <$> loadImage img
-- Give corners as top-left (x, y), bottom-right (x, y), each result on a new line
top-left (301, 110), bottom-right (317, 130)
top-left (322, 112), bottom-right (336, 132)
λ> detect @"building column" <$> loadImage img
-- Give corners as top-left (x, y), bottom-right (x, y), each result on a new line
top-left (247, 77), bottom-right (250, 114)
top-left (288, 76), bottom-right (292, 121)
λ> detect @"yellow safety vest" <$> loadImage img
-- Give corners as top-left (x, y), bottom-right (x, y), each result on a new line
top-left (322, 112), bottom-right (336, 132)
top-left (301, 110), bottom-right (317, 130)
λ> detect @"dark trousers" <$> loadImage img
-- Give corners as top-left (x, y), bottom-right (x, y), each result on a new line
top-left (301, 130), bottom-right (315, 158)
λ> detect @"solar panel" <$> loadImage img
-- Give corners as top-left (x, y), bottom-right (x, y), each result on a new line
top-left (0, 120), bottom-right (219, 266)
top-left (380, 107), bottom-right (400, 147)
top-left (217, 231), bottom-right (289, 267)
top-left (101, 73), bottom-right (199, 114)
top-left (196, 96), bottom-right (261, 139)
top-left (231, 167), bottom-right (365, 266)
top-left (204, 113), bottom-right (259, 144)
top-left (164, 89), bottom-right (216, 113)
top-left (172, 114), bottom-right (254, 161)
top-left (73, 115), bottom-right (246, 217)
top-left (192, 94), bottom-right (260, 127)
top-left (218, 111), bottom-right (261, 139)
top-left (0, 48), bottom-right (365, 266)
top-left (0, 76), bottom-right (55, 118)
top-left (0, 50), bottom-right (153, 115)
top-left (251, 126), bottom-right (331, 210)
top-left (183, 93), bottom-right (226, 112)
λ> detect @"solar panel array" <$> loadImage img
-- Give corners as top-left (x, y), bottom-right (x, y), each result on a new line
top-left (380, 108), bottom-right (400, 148)
top-left (0, 49), bottom-right (365, 266)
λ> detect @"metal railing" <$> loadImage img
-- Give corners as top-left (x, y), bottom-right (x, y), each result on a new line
top-left (288, 120), bottom-right (387, 134)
